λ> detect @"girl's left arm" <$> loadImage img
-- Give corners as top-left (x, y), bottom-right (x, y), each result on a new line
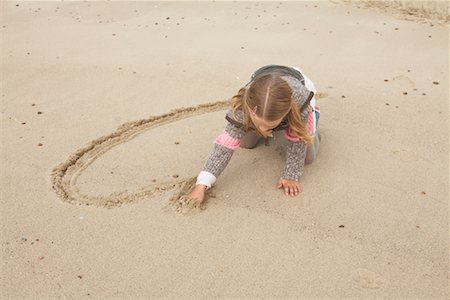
top-left (280, 140), bottom-right (307, 181)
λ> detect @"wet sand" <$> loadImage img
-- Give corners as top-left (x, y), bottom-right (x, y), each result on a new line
top-left (1, 1), bottom-right (449, 298)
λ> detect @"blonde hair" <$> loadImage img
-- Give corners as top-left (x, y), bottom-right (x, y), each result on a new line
top-left (230, 73), bottom-right (312, 144)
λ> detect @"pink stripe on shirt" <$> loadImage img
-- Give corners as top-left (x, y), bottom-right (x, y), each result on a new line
top-left (214, 129), bottom-right (241, 150)
top-left (306, 108), bottom-right (315, 135)
top-left (284, 108), bottom-right (315, 141)
top-left (284, 126), bottom-right (300, 142)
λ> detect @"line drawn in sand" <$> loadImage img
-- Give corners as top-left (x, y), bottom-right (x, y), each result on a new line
top-left (50, 93), bottom-right (327, 215)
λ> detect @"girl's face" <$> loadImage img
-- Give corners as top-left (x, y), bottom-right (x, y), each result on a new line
top-left (249, 109), bottom-right (287, 138)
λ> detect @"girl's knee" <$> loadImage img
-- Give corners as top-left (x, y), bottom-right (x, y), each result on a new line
top-left (305, 133), bottom-right (320, 164)
top-left (240, 131), bottom-right (261, 149)
top-left (305, 150), bottom-right (316, 165)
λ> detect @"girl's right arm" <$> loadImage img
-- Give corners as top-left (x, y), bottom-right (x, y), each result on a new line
top-left (194, 109), bottom-right (246, 189)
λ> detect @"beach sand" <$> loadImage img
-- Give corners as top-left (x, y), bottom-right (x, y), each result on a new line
top-left (1, 0), bottom-right (449, 298)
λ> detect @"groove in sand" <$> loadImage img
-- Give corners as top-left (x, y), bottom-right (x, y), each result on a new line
top-left (50, 99), bottom-right (230, 211)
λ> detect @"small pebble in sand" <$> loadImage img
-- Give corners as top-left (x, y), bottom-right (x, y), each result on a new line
top-left (37, 111), bottom-right (43, 114)
top-left (428, 35), bottom-right (432, 38)
top-left (174, 141), bottom-right (180, 145)
top-left (31, 103), bottom-right (35, 106)
top-left (241, 46), bottom-right (245, 49)
top-left (154, 22), bottom-right (158, 25)
top-left (339, 225), bottom-right (345, 228)
top-left (77, 275), bottom-right (83, 279)
top-left (421, 191), bottom-right (426, 195)
top-left (38, 143), bottom-right (43, 147)
top-left (165, 35), bottom-right (168, 38)
top-left (385, 103), bottom-right (390, 106)
top-left (21, 237), bottom-right (27, 241)
top-left (432, 81), bottom-right (439, 85)
top-left (38, 255), bottom-right (44, 260)
top-left (112, 33), bottom-right (116, 36)
top-left (394, 27), bottom-right (399, 30)
top-left (172, 174), bottom-right (179, 178)
top-left (384, 79), bottom-right (389, 82)
top-left (341, 95), bottom-right (346, 98)
top-left (166, 17), bottom-right (170, 20)
top-left (152, 179), bottom-right (157, 182)
top-left (21, 122), bottom-right (26, 125)
top-left (395, 106), bottom-right (399, 109)
top-left (422, 93), bottom-right (426, 96)
top-left (403, 92), bottom-right (408, 95)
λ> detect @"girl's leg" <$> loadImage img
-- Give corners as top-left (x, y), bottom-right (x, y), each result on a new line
top-left (305, 129), bottom-right (321, 164)
top-left (240, 130), bottom-right (262, 149)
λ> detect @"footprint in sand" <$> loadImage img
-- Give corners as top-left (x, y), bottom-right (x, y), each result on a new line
top-left (391, 75), bottom-right (417, 90)
top-left (391, 149), bottom-right (429, 162)
top-left (352, 268), bottom-right (384, 289)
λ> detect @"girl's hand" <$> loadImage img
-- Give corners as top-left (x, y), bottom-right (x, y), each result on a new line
top-left (186, 184), bottom-right (207, 203)
top-left (277, 179), bottom-right (302, 197)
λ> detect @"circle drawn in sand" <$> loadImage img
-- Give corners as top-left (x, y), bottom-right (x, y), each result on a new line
top-left (51, 92), bottom-right (327, 211)
top-left (50, 100), bottom-right (229, 210)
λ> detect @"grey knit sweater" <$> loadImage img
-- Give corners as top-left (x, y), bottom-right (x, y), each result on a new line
top-left (196, 67), bottom-right (314, 189)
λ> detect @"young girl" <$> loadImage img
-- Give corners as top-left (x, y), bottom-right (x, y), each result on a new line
top-left (186, 64), bottom-right (321, 203)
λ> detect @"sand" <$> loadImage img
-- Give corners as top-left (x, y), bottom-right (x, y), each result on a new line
top-left (336, 0), bottom-right (450, 24)
top-left (1, 0), bottom-right (449, 298)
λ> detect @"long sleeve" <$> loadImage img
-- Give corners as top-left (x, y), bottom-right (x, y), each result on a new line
top-left (280, 140), bottom-right (307, 181)
top-left (280, 106), bottom-right (314, 181)
top-left (196, 109), bottom-right (246, 189)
